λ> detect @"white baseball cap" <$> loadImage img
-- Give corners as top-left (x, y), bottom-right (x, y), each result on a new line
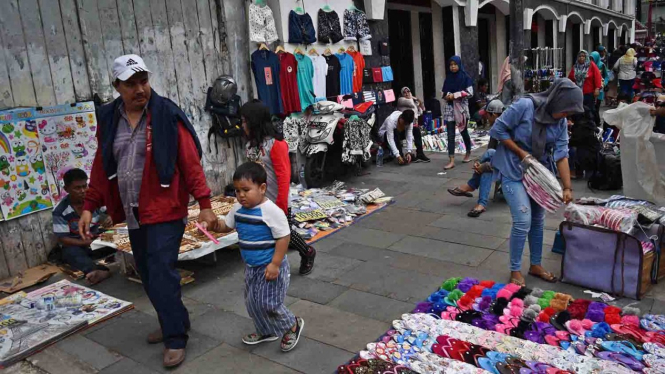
top-left (112, 54), bottom-right (151, 81)
top-left (479, 99), bottom-right (504, 116)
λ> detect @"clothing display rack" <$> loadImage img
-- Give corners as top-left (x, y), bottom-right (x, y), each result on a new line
top-left (523, 48), bottom-right (565, 93)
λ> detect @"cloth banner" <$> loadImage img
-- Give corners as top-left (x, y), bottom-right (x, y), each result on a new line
top-left (603, 102), bottom-right (665, 205)
top-left (34, 102), bottom-right (97, 203)
top-left (0, 109), bottom-right (52, 220)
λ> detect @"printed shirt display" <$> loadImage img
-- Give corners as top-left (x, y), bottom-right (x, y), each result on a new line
top-left (323, 54), bottom-right (341, 98)
top-left (336, 53), bottom-right (355, 95)
top-left (317, 9), bottom-right (343, 44)
top-left (295, 53), bottom-right (316, 111)
top-left (278, 52), bottom-right (301, 114)
top-left (347, 51), bottom-right (366, 93)
top-left (309, 55), bottom-right (328, 99)
top-left (251, 49), bottom-right (283, 115)
top-left (248, 3), bottom-right (279, 43)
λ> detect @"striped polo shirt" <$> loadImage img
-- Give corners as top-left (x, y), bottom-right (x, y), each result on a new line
top-left (52, 195), bottom-right (101, 240)
top-left (225, 200), bottom-right (290, 266)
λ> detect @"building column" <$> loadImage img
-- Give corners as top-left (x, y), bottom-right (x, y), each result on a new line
top-left (411, 11), bottom-right (424, 99)
top-left (537, 14), bottom-right (546, 47)
top-left (579, 23), bottom-right (585, 53)
top-left (458, 6), bottom-right (479, 84)
top-left (496, 8), bottom-right (507, 69)
top-left (552, 19), bottom-right (558, 50)
top-left (566, 25), bottom-right (573, 70)
top-left (489, 14), bottom-right (498, 90)
top-left (432, 2), bottom-right (446, 93)
top-left (452, 5), bottom-right (461, 56)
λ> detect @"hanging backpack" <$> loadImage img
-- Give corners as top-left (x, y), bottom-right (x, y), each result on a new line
top-left (588, 147), bottom-right (622, 191)
top-left (205, 75), bottom-right (243, 152)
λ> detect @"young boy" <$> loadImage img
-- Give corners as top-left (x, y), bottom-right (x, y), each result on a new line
top-left (203, 162), bottom-right (304, 351)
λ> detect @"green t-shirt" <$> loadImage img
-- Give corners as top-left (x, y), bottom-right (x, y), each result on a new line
top-left (295, 54), bottom-right (315, 110)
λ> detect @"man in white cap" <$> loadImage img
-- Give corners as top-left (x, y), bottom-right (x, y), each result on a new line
top-left (78, 54), bottom-right (217, 367)
top-left (447, 99), bottom-right (504, 218)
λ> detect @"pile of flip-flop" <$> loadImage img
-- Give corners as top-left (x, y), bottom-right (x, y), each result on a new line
top-left (338, 277), bottom-right (665, 373)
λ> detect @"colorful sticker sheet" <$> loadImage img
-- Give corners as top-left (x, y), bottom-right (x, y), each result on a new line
top-left (34, 102), bottom-right (97, 204)
top-left (0, 109), bottom-right (52, 220)
top-left (0, 279), bottom-right (132, 367)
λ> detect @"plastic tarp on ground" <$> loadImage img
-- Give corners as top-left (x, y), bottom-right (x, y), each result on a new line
top-left (603, 102), bottom-right (665, 205)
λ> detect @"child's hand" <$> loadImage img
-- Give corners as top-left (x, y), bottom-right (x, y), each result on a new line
top-left (265, 262), bottom-right (280, 281)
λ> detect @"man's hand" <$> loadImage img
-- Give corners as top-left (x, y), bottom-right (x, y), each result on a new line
top-left (563, 189), bottom-right (573, 204)
top-left (651, 107), bottom-right (657, 116)
top-left (78, 210), bottom-right (93, 241)
top-left (265, 262), bottom-right (280, 281)
top-left (100, 216), bottom-right (113, 229)
top-left (397, 156), bottom-right (405, 165)
top-left (405, 153), bottom-right (412, 164)
top-left (594, 88), bottom-right (600, 98)
top-left (472, 161), bottom-right (481, 174)
top-left (198, 208), bottom-right (218, 232)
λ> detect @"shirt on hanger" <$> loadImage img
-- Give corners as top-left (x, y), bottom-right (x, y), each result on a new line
top-left (323, 54), bottom-right (341, 98)
top-left (295, 53), bottom-right (316, 111)
top-left (336, 53), bottom-right (355, 95)
top-left (251, 49), bottom-right (282, 114)
top-left (278, 52), bottom-right (301, 114)
top-left (309, 55), bottom-right (328, 99)
top-left (347, 50), bottom-right (365, 93)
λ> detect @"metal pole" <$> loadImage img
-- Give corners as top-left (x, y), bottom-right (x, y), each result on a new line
top-left (510, 0), bottom-right (525, 97)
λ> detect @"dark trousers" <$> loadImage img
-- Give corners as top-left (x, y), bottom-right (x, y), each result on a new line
top-left (382, 127), bottom-right (424, 157)
top-left (129, 219), bottom-right (190, 349)
top-left (619, 79), bottom-right (635, 100)
top-left (446, 121), bottom-right (471, 156)
top-left (62, 246), bottom-right (96, 274)
top-left (287, 208), bottom-right (312, 257)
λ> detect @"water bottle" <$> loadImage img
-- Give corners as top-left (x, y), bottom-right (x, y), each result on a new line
top-left (299, 165), bottom-right (307, 188)
top-left (376, 147), bottom-right (384, 167)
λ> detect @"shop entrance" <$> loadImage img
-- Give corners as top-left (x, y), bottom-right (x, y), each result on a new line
top-left (478, 17), bottom-right (491, 85)
top-left (388, 9), bottom-right (414, 93)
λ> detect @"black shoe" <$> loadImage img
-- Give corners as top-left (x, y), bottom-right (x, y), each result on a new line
top-left (414, 152), bottom-right (431, 163)
top-left (299, 248), bottom-right (316, 275)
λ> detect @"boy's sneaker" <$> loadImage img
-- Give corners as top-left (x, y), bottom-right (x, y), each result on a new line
top-left (281, 317), bottom-right (304, 352)
top-left (242, 333), bottom-right (279, 345)
top-left (414, 152), bottom-right (431, 163)
top-left (299, 248), bottom-right (316, 275)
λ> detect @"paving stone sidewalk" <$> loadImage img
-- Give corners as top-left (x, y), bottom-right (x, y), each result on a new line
top-left (14, 150), bottom-right (665, 374)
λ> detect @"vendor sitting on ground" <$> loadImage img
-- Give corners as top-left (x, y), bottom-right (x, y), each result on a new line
top-left (378, 109), bottom-right (428, 165)
top-left (469, 78), bottom-right (489, 126)
top-left (447, 99), bottom-right (504, 217)
top-left (52, 168), bottom-right (112, 284)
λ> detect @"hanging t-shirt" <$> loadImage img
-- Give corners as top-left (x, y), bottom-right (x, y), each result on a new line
top-left (251, 49), bottom-right (282, 114)
top-left (336, 53), bottom-right (354, 95)
top-left (278, 52), bottom-right (301, 114)
top-left (309, 55), bottom-right (328, 100)
top-left (347, 51), bottom-right (365, 93)
top-left (323, 54), bottom-right (341, 98)
top-left (295, 53), bottom-right (315, 110)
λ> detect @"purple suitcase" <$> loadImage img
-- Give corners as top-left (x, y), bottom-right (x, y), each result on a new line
top-left (560, 221), bottom-right (653, 300)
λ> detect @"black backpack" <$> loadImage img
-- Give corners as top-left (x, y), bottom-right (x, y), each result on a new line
top-left (204, 87), bottom-right (243, 152)
top-left (588, 149), bottom-right (622, 191)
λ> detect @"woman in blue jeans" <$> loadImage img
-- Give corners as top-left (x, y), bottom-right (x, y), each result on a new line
top-left (489, 79), bottom-right (582, 286)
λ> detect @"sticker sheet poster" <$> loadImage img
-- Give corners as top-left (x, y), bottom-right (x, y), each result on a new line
top-left (0, 109), bottom-right (52, 220)
top-left (34, 102), bottom-right (97, 203)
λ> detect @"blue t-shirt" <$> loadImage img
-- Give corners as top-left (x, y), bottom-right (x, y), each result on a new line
top-left (336, 53), bottom-right (354, 95)
top-left (251, 50), bottom-right (283, 115)
top-left (381, 66), bottom-right (394, 82)
top-left (489, 98), bottom-right (569, 182)
top-left (52, 195), bottom-right (101, 240)
top-left (224, 200), bottom-right (291, 267)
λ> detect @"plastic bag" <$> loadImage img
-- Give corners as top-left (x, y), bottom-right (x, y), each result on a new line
top-left (597, 208), bottom-right (638, 233)
top-left (564, 204), bottom-right (606, 226)
top-left (521, 156), bottom-right (563, 213)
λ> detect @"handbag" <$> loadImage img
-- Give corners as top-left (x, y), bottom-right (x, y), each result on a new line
top-left (560, 221), bottom-right (654, 299)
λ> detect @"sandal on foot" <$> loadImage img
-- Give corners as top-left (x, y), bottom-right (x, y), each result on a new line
top-left (510, 277), bottom-right (526, 287)
top-left (448, 188), bottom-right (473, 197)
top-left (467, 208), bottom-right (485, 218)
top-left (444, 164), bottom-right (455, 170)
top-left (242, 333), bottom-right (279, 345)
top-left (528, 270), bottom-right (558, 283)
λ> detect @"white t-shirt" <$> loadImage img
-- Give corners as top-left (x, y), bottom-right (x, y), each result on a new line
top-left (377, 111), bottom-right (413, 157)
top-left (309, 55), bottom-right (328, 99)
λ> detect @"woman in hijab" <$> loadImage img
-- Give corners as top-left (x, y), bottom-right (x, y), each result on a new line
top-left (497, 57), bottom-right (515, 106)
top-left (613, 48), bottom-right (638, 100)
top-left (489, 79), bottom-right (583, 286)
top-left (567, 50), bottom-right (601, 116)
top-left (441, 56), bottom-right (474, 170)
top-left (590, 51), bottom-right (608, 126)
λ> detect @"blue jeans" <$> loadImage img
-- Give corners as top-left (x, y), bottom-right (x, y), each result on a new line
top-left (502, 177), bottom-right (545, 272)
top-left (129, 219), bottom-right (190, 349)
top-left (467, 149), bottom-right (495, 207)
top-left (619, 79), bottom-right (635, 100)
